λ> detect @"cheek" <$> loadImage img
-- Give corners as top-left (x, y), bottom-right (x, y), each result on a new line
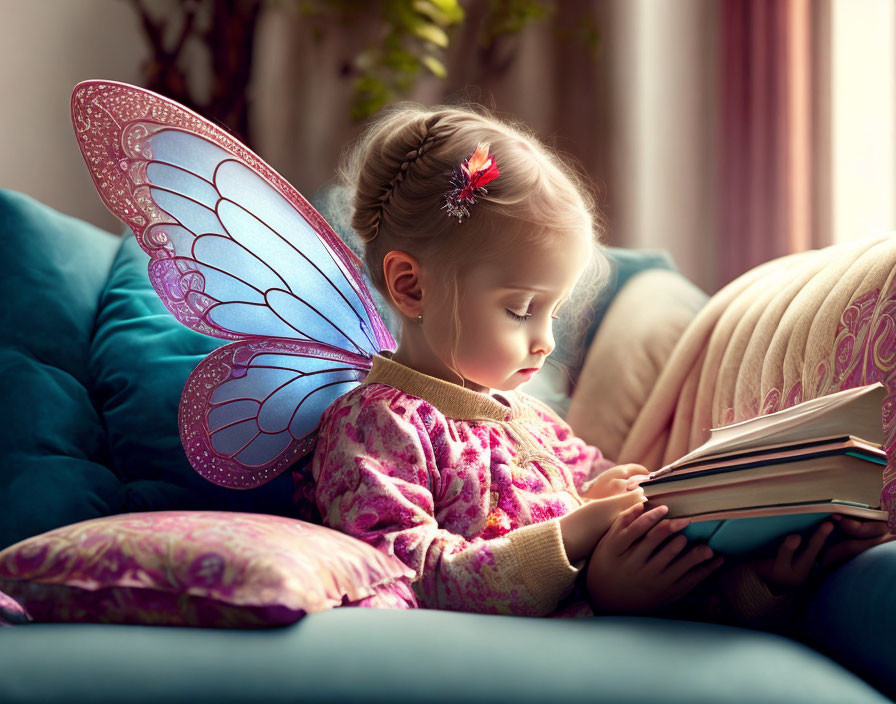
top-left (467, 322), bottom-right (519, 362)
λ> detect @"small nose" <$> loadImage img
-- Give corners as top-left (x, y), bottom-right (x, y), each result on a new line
top-left (531, 320), bottom-right (555, 358)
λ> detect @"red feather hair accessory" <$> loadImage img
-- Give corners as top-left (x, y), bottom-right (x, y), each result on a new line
top-left (443, 142), bottom-right (501, 223)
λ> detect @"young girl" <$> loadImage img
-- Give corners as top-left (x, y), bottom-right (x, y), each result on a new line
top-left (310, 103), bottom-right (891, 621)
top-left (308, 104), bottom-right (728, 618)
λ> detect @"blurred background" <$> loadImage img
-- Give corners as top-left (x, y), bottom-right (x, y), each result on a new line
top-left (1, 0), bottom-right (894, 294)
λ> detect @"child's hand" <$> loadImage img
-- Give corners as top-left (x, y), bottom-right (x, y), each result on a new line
top-left (582, 463), bottom-right (650, 501)
top-left (818, 515), bottom-right (895, 572)
top-left (750, 521), bottom-right (835, 595)
top-left (585, 503), bottom-right (723, 614)
top-left (558, 488), bottom-right (647, 564)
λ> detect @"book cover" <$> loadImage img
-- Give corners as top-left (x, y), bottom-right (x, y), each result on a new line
top-left (681, 501), bottom-right (887, 555)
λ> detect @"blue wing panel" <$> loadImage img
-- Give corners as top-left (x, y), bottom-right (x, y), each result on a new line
top-left (287, 381), bottom-right (359, 438)
top-left (141, 129), bottom-right (381, 354)
top-left (191, 234), bottom-right (287, 293)
top-left (233, 431), bottom-right (293, 467)
top-left (146, 162), bottom-right (219, 210)
top-left (185, 262), bottom-right (267, 305)
top-left (258, 369), bottom-right (360, 433)
top-left (150, 188), bottom-right (226, 238)
top-left (147, 129), bottom-right (230, 182)
top-left (207, 399), bottom-right (261, 432)
top-left (209, 419), bottom-right (261, 456)
top-left (210, 367), bottom-right (299, 405)
top-left (206, 301), bottom-right (304, 339)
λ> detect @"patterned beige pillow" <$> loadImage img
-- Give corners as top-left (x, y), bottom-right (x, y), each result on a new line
top-left (566, 269), bottom-right (708, 461)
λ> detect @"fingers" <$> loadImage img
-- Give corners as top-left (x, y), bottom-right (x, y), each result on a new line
top-left (626, 474), bottom-right (651, 491)
top-left (588, 489), bottom-right (647, 537)
top-left (772, 522), bottom-right (833, 581)
top-left (611, 486), bottom-right (646, 510)
top-left (612, 504), bottom-right (670, 555)
top-left (773, 534), bottom-right (802, 576)
top-left (834, 516), bottom-right (891, 539)
top-left (584, 465), bottom-right (651, 499)
top-left (588, 501), bottom-right (646, 558)
top-left (601, 464), bottom-right (650, 492)
top-left (664, 543), bottom-right (718, 584)
top-left (792, 522), bottom-right (834, 574)
top-left (614, 464), bottom-right (649, 479)
top-left (644, 531), bottom-right (689, 572)
top-left (596, 488), bottom-right (646, 513)
top-left (631, 517), bottom-right (692, 566)
top-left (611, 500), bottom-right (647, 532)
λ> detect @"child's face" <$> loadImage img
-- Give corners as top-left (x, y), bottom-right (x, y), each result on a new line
top-left (426, 231), bottom-right (591, 393)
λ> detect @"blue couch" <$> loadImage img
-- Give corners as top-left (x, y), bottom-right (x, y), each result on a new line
top-left (0, 188), bottom-right (894, 703)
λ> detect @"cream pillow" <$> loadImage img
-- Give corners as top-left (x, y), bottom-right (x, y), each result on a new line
top-left (566, 269), bottom-right (708, 461)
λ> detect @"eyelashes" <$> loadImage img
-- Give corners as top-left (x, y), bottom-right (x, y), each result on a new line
top-left (504, 309), bottom-right (561, 324)
top-left (505, 309), bottom-right (531, 324)
top-left (505, 293), bottom-right (569, 325)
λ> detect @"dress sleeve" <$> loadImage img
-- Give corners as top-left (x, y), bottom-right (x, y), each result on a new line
top-left (312, 392), bottom-right (580, 616)
top-left (522, 395), bottom-right (616, 495)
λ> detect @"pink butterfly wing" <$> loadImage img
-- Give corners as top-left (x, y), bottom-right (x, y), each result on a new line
top-left (180, 339), bottom-right (371, 489)
top-left (71, 80), bottom-right (395, 487)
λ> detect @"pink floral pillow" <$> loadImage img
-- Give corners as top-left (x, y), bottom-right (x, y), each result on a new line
top-left (0, 511), bottom-right (416, 628)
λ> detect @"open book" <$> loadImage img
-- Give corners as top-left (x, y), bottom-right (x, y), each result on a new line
top-left (641, 383), bottom-right (889, 554)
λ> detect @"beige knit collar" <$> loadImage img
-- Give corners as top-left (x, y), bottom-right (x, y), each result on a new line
top-left (362, 353), bottom-right (517, 422)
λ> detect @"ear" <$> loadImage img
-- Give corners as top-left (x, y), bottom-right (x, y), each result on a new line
top-left (382, 250), bottom-right (424, 319)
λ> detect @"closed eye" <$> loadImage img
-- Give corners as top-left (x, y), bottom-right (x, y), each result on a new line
top-left (505, 309), bottom-right (531, 323)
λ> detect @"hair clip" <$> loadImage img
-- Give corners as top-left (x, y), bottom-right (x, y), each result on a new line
top-left (443, 142), bottom-right (500, 223)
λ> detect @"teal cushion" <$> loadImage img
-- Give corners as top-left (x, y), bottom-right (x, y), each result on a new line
top-left (0, 190), bottom-right (124, 550)
top-left (585, 246), bottom-right (680, 344)
top-left (89, 235), bottom-right (297, 515)
top-left (0, 610), bottom-right (889, 703)
top-left (802, 540), bottom-right (896, 700)
top-left (0, 188), bottom-right (298, 551)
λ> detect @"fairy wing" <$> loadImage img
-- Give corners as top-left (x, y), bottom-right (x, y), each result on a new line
top-left (71, 80), bottom-right (395, 488)
top-left (71, 80), bottom-right (393, 353)
top-left (181, 340), bottom-right (371, 489)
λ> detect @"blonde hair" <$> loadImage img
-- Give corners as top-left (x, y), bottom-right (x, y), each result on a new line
top-left (338, 102), bottom-right (611, 380)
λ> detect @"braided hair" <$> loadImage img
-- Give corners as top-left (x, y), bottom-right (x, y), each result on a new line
top-left (339, 102), bottom-right (607, 343)
top-left (361, 116), bottom-right (448, 243)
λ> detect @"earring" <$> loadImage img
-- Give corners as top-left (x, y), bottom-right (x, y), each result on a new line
top-left (415, 313), bottom-right (423, 325)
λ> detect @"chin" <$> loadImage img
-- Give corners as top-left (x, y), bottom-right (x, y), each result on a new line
top-left (491, 378), bottom-right (523, 392)
top-left (463, 369), bottom-right (521, 393)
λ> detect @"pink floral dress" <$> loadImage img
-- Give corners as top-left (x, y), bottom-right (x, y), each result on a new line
top-left (311, 353), bottom-right (614, 617)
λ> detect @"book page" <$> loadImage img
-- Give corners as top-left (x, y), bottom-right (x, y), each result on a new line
top-left (666, 383), bottom-right (886, 469)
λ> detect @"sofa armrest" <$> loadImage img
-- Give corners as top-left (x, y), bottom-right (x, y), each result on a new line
top-left (577, 236), bottom-right (896, 485)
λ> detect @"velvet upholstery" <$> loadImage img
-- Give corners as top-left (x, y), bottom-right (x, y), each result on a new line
top-left (2, 610), bottom-right (892, 704)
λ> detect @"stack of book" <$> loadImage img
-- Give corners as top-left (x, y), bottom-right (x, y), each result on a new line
top-left (642, 383), bottom-right (889, 554)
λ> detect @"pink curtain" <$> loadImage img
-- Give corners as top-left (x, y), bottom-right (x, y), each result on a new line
top-left (250, 0), bottom-right (833, 294)
top-left (718, 0), bottom-right (830, 286)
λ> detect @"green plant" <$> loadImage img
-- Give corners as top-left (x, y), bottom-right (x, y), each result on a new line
top-left (128, 0), bottom-right (589, 145)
